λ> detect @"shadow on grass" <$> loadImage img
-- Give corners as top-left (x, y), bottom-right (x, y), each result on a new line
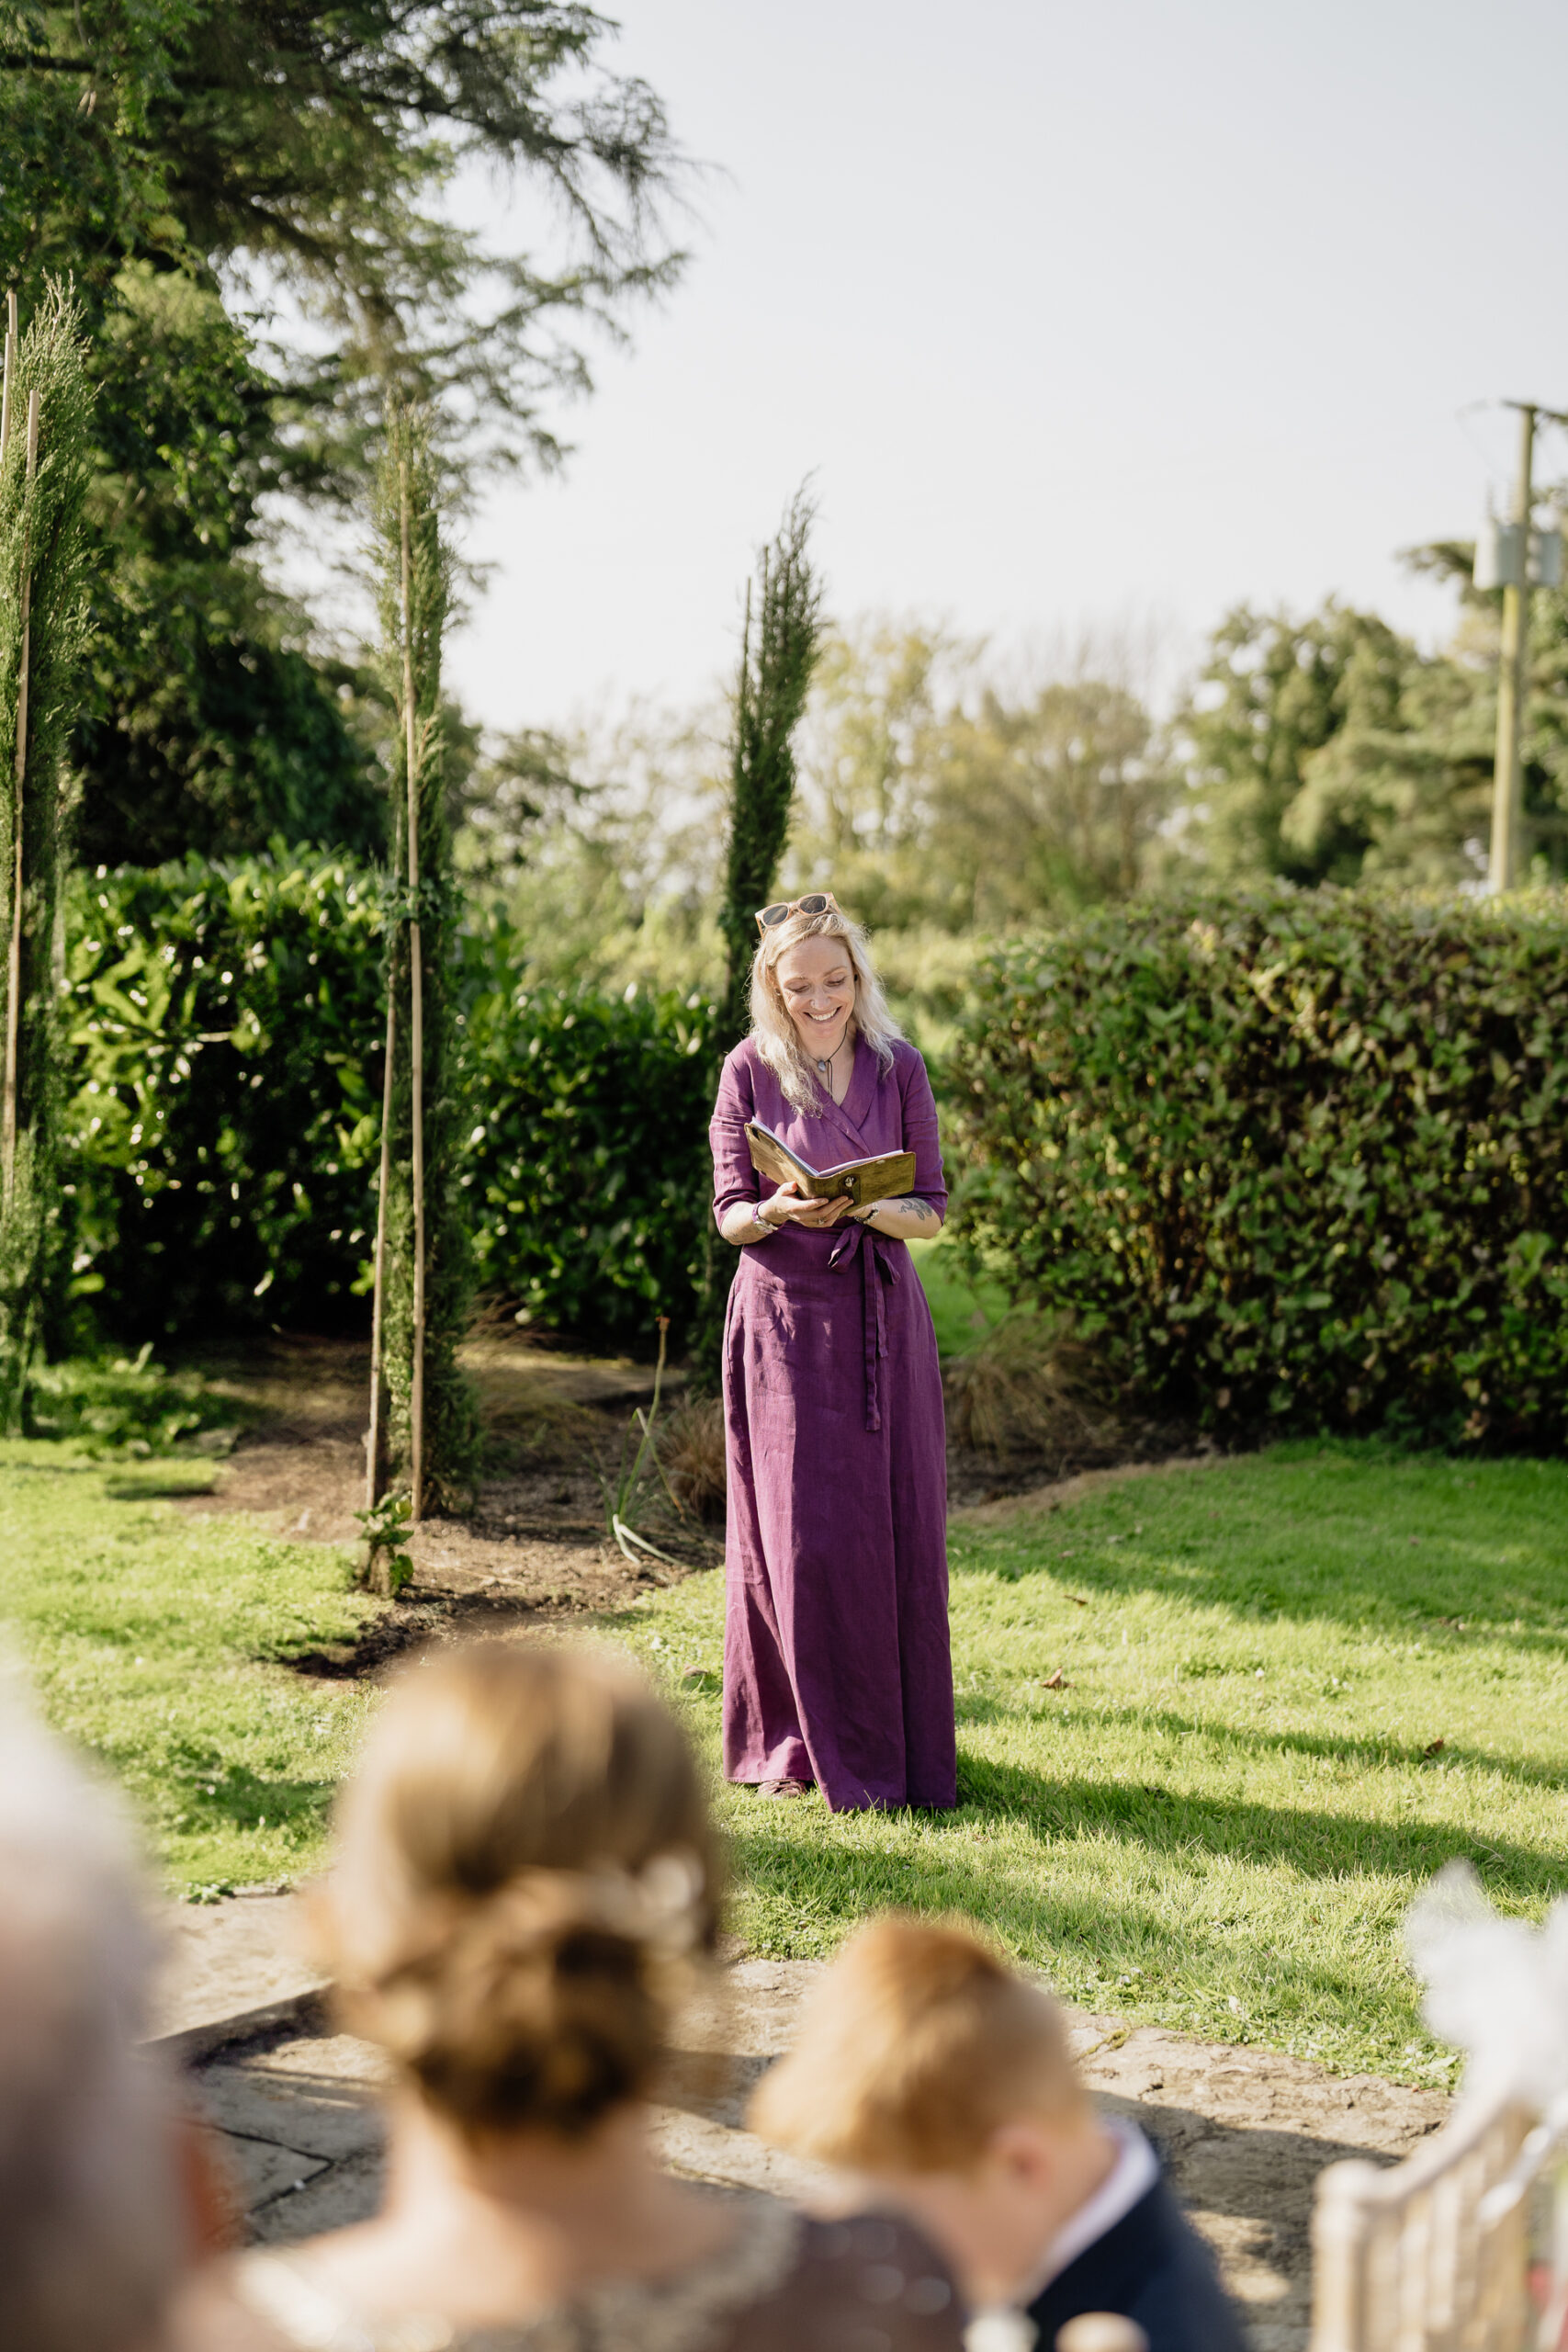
top-left (948, 1750), bottom-right (1568, 1900)
top-left (1104, 1702), bottom-right (1568, 1794)
top-left (164, 1751), bottom-right (336, 1837)
top-left (725, 1817), bottom-right (1420, 2033)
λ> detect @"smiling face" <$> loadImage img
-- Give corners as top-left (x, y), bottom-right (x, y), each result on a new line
top-left (773, 933), bottom-right (859, 1062)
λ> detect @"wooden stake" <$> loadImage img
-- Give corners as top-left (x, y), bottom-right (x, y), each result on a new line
top-left (2, 387), bottom-right (40, 1208)
top-left (363, 987), bottom-right (397, 1510)
top-left (400, 453), bottom-right (427, 1524)
top-left (0, 290), bottom-right (17, 457)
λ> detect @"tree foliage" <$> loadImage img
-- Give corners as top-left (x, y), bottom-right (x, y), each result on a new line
top-left (716, 489), bottom-right (823, 1046)
top-left (0, 1), bottom-right (686, 864)
top-left (1172, 581), bottom-right (1568, 891)
top-left (1, 1), bottom-right (685, 482)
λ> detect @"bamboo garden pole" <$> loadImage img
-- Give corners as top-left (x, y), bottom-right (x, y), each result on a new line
top-left (399, 456), bottom-right (427, 1524)
top-left (2, 386), bottom-right (40, 1208)
top-left (363, 989), bottom-right (397, 1510)
top-left (1, 290), bottom-right (16, 454)
top-left (0, 297), bottom-right (14, 1203)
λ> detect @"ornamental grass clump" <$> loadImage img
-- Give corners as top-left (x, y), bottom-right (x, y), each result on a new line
top-left (948, 886), bottom-right (1568, 1448)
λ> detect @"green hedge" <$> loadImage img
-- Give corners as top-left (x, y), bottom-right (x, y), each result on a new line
top-left (948, 888), bottom-right (1568, 1447)
top-left (459, 941), bottom-right (716, 1342)
top-left (64, 855), bottom-right (717, 1348)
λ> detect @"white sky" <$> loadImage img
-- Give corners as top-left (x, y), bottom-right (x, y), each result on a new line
top-left (441, 0), bottom-right (1568, 735)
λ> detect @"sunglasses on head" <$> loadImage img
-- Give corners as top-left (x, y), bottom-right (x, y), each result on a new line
top-left (754, 891), bottom-right (839, 934)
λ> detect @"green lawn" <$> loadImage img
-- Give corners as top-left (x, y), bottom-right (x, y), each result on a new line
top-left (0, 1442), bottom-right (381, 1896)
top-left (6, 1430), bottom-right (1566, 2083)
top-left (908, 1234), bottom-right (1010, 1357)
top-left (612, 1442), bottom-right (1568, 2085)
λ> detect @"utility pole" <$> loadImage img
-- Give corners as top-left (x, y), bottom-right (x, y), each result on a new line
top-left (1487, 403), bottom-right (1535, 895)
top-left (1482, 399), bottom-right (1568, 892)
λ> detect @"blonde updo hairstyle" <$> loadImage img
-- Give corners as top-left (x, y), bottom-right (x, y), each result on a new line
top-left (749, 902), bottom-right (903, 1114)
top-left (317, 1641), bottom-right (721, 2140)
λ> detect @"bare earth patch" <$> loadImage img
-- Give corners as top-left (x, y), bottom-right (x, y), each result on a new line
top-left (173, 1331), bottom-right (718, 1641)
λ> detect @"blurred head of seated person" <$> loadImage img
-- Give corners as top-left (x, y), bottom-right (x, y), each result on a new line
top-left (0, 1681), bottom-right (184, 2352)
top-left (177, 1639), bottom-right (964, 2352)
top-left (748, 1917), bottom-right (1247, 2352)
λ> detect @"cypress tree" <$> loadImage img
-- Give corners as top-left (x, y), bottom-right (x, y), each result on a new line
top-left (716, 488), bottom-right (824, 1046)
top-left (365, 403), bottom-right (479, 1519)
top-left (0, 285), bottom-right (93, 1430)
top-left (692, 491), bottom-right (822, 1387)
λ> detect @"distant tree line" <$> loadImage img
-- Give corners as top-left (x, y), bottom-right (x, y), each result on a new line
top-left (7, 6), bottom-right (1566, 974)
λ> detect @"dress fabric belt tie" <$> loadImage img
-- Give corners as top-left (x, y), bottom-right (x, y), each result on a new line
top-left (827, 1222), bottom-right (900, 1433)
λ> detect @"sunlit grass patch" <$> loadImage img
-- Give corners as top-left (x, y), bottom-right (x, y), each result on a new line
top-left (614, 1442), bottom-right (1568, 2083)
top-left (1, 1441), bottom-right (383, 1897)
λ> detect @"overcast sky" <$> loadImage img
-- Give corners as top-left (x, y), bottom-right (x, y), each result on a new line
top-left (441, 0), bottom-right (1568, 736)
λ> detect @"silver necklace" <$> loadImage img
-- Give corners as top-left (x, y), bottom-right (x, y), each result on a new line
top-left (815, 1030), bottom-right (848, 1079)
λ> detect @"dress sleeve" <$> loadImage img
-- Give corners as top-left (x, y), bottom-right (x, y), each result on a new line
top-left (710, 1047), bottom-right (759, 1225)
top-left (898, 1047), bottom-right (948, 1216)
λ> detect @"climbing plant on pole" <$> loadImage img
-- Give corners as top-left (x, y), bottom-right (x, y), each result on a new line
top-left (716, 487), bottom-right (824, 1047)
top-left (364, 402), bottom-right (478, 1522)
top-left (0, 283), bottom-right (93, 1430)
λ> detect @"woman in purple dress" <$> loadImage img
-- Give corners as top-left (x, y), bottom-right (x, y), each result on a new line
top-left (709, 895), bottom-right (956, 1814)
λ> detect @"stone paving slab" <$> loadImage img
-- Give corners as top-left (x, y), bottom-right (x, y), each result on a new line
top-left (171, 1905), bottom-right (1450, 2352)
top-left (153, 1893), bottom-right (325, 2062)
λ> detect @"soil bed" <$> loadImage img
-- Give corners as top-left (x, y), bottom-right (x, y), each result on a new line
top-left (172, 1329), bottom-right (1205, 1668)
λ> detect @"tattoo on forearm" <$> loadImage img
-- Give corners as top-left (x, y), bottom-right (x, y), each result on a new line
top-left (864, 1196), bottom-right (937, 1225)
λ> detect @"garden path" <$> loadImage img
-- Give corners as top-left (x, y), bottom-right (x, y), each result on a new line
top-left (159, 1895), bottom-right (1448, 2352)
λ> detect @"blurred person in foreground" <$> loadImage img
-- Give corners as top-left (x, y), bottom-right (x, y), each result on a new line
top-left (750, 1917), bottom-right (1247, 2352)
top-left (178, 1639), bottom-right (964, 2352)
top-left (0, 1683), bottom-right (186, 2352)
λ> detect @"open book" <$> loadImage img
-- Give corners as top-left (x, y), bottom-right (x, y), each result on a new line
top-left (746, 1120), bottom-right (917, 1208)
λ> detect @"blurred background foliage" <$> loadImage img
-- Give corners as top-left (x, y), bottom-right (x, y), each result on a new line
top-left (8, 3), bottom-right (1568, 1440)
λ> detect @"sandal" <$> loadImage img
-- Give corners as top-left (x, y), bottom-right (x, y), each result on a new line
top-left (758, 1776), bottom-right (813, 1798)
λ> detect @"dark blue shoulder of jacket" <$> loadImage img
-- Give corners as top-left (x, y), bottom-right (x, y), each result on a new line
top-left (1025, 2178), bottom-right (1247, 2352)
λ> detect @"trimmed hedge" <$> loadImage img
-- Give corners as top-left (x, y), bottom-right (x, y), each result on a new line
top-left (459, 943), bottom-right (716, 1342)
top-left (64, 855), bottom-right (717, 1347)
top-left (948, 888), bottom-right (1568, 1447)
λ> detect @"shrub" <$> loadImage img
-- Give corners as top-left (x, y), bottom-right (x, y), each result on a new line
top-left (459, 933), bottom-right (717, 1346)
top-left (63, 858), bottom-right (718, 1348)
top-left (64, 853), bottom-right (386, 1341)
top-left (947, 887), bottom-right (1568, 1447)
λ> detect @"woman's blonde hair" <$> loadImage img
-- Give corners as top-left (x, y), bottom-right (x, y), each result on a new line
top-left (748, 1914), bottom-right (1086, 2173)
top-left (317, 1640), bottom-right (721, 2140)
top-left (749, 902), bottom-right (903, 1114)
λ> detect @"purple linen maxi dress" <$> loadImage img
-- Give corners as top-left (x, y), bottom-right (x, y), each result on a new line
top-left (709, 1035), bottom-right (957, 1813)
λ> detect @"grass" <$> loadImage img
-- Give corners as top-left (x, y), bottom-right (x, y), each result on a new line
top-left (908, 1233), bottom-right (1010, 1357)
top-left (609, 1442), bottom-right (1568, 2085)
top-left (6, 1421), bottom-right (1566, 2080)
top-left (0, 1441), bottom-right (382, 1897)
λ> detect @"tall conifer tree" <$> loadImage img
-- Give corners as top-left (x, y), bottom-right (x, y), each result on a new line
top-left (693, 491), bottom-right (821, 1385)
top-left (365, 403), bottom-right (478, 1517)
top-left (0, 285), bottom-right (92, 1429)
top-left (717, 489), bottom-right (824, 1046)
